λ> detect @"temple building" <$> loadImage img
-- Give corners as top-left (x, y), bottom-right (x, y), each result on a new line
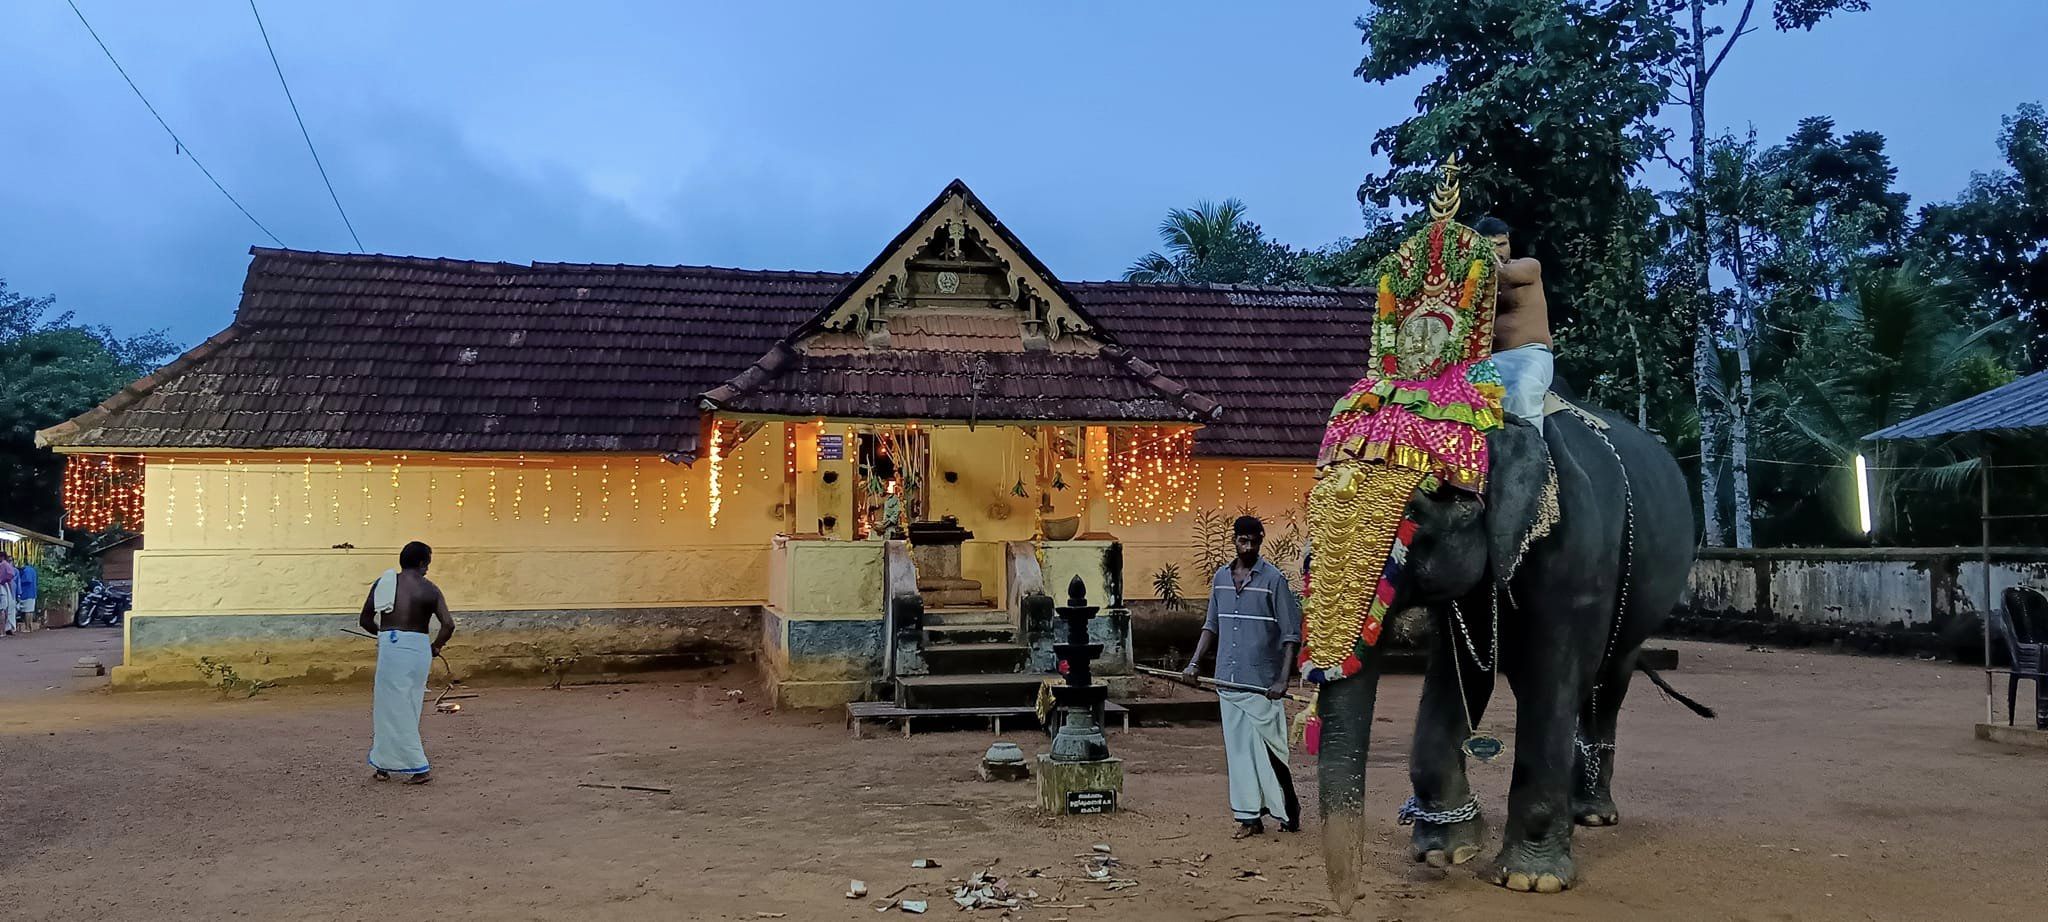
top-left (41, 181), bottom-right (1374, 706)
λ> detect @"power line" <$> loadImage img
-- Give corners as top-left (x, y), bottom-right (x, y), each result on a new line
top-left (247, 0), bottom-right (363, 252)
top-left (63, 0), bottom-right (285, 248)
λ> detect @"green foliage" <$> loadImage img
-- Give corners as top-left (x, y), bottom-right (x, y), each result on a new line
top-left (0, 279), bottom-right (176, 532)
top-left (196, 657), bottom-right (276, 699)
top-left (1191, 508), bottom-right (1230, 577)
top-left (1355, 0), bottom-right (1680, 319)
top-left (1913, 103), bottom-right (2048, 367)
top-left (1123, 199), bottom-right (1308, 286)
top-left (1152, 563), bottom-right (1185, 612)
top-left (37, 550), bottom-right (95, 602)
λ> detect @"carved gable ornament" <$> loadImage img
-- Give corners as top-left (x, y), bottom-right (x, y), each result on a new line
top-left (814, 181), bottom-right (1094, 352)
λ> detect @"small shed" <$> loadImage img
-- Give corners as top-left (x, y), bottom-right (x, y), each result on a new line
top-left (1866, 369), bottom-right (2048, 739)
top-left (0, 520), bottom-right (73, 570)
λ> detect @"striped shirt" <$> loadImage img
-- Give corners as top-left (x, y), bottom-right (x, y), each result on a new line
top-left (1203, 559), bottom-right (1302, 690)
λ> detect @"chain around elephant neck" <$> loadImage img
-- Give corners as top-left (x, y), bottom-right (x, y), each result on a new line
top-left (1445, 582), bottom-right (1500, 756)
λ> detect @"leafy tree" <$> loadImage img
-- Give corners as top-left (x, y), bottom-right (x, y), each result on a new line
top-left (1666, 0), bottom-right (1869, 546)
top-left (1914, 103), bottom-right (2048, 367)
top-left (1753, 263), bottom-right (2016, 545)
top-left (0, 279), bottom-right (176, 533)
top-left (1123, 199), bottom-right (1307, 285)
top-left (1355, 0), bottom-right (1679, 320)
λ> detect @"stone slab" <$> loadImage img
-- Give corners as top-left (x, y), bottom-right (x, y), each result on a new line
top-left (1035, 754), bottom-right (1124, 815)
top-left (1975, 722), bottom-right (2048, 749)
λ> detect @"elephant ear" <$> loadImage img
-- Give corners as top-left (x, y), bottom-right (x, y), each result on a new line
top-left (1485, 418), bottom-right (1558, 583)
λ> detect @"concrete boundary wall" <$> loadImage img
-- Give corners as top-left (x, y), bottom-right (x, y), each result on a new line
top-left (1674, 547), bottom-right (2048, 658)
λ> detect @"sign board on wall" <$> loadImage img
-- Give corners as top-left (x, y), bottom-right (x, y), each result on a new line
top-left (818, 434), bottom-right (845, 462)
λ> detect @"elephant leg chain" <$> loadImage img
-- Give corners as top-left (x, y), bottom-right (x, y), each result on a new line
top-left (1399, 795), bottom-right (1482, 827)
top-left (1580, 424), bottom-right (1634, 791)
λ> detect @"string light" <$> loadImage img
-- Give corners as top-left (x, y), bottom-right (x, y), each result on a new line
top-left (707, 425), bottom-right (724, 527)
top-left (488, 467), bottom-right (500, 520)
top-left (391, 457), bottom-right (404, 516)
top-left (513, 456), bottom-right (525, 521)
top-left (455, 469), bottom-right (466, 527)
top-left (195, 462), bottom-right (206, 531)
top-left (60, 454), bottom-right (146, 533)
top-left (332, 459), bottom-right (343, 526)
top-left (598, 462), bottom-right (610, 522)
top-left (303, 457), bottom-right (314, 525)
top-left (657, 475), bottom-right (668, 524)
top-left (572, 463), bottom-right (584, 522)
top-left (361, 460), bottom-right (373, 527)
top-left (543, 468), bottom-right (554, 524)
top-left (631, 458), bottom-right (641, 523)
top-left (426, 469), bottom-right (436, 523)
top-left (166, 458), bottom-right (178, 531)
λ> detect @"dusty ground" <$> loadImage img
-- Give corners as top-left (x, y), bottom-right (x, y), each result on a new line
top-left (3, 636), bottom-right (2044, 921)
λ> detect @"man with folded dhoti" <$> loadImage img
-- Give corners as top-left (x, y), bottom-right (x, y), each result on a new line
top-left (359, 541), bottom-right (454, 784)
top-left (1183, 516), bottom-right (1303, 838)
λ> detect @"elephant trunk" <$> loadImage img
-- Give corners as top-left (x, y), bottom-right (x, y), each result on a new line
top-left (1316, 656), bottom-right (1383, 912)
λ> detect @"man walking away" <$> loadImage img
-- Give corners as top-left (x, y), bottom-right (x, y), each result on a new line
top-left (1183, 516), bottom-right (1303, 838)
top-left (1475, 216), bottom-right (1554, 432)
top-left (0, 551), bottom-right (18, 637)
top-left (15, 557), bottom-right (37, 632)
top-left (360, 541), bottom-right (455, 784)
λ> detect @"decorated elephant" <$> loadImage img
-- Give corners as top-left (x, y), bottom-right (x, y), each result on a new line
top-left (1298, 160), bottom-right (1705, 906)
top-left (1314, 402), bottom-right (1701, 904)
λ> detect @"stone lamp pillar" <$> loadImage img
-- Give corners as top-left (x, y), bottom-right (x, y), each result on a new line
top-left (1037, 576), bottom-right (1124, 814)
top-left (1049, 576), bottom-right (1110, 762)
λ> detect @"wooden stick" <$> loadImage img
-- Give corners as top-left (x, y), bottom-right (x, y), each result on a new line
top-left (1134, 665), bottom-right (1310, 704)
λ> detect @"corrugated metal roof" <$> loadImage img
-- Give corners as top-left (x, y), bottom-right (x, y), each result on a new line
top-left (1864, 370), bottom-right (2048, 441)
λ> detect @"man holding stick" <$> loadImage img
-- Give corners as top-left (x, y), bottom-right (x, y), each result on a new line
top-left (1182, 516), bottom-right (1303, 838)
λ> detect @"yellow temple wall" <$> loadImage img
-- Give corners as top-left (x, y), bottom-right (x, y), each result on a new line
top-left (1110, 459), bottom-right (1314, 600)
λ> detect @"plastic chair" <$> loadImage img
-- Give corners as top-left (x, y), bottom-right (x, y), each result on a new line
top-left (1995, 587), bottom-right (2048, 729)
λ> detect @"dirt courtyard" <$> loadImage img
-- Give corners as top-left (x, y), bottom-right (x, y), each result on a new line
top-left (3, 637), bottom-right (2043, 922)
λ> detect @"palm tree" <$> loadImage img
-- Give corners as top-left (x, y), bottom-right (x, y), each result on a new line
top-left (1755, 262), bottom-right (2013, 542)
top-left (1122, 199), bottom-right (1252, 283)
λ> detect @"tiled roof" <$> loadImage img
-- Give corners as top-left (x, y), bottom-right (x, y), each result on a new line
top-left (42, 250), bottom-right (1377, 460)
top-left (1072, 283), bottom-right (1374, 459)
top-left (38, 249), bottom-right (841, 457)
top-left (703, 340), bottom-right (1222, 425)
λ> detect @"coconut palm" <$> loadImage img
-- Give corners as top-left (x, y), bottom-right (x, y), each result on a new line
top-left (1124, 199), bottom-right (1296, 284)
top-left (1754, 262), bottom-right (2013, 541)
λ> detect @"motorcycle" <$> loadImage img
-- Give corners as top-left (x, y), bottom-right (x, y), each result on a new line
top-left (73, 580), bottom-right (131, 628)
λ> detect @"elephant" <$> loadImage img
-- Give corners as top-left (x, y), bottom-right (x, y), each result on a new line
top-left (1316, 397), bottom-right (1702, 907)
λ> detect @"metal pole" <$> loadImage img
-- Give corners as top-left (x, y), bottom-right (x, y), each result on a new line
top-left (1981, 448), bottom-right (1994, 726)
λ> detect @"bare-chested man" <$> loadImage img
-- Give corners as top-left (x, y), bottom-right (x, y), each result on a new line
top-left (360, 541), bottom-right (454, 784)
top-left (1475, 216), bottom-right (1554, 432)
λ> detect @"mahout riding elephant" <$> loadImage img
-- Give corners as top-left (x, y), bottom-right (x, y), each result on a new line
top-left (1316, 397), bottom-right (1704, 905)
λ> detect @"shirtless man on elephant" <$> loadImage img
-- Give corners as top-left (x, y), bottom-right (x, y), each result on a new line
top-left (1474, 216), bottom-right (1554, 432)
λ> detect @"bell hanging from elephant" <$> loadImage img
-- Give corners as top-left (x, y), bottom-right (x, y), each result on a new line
top-left (1301, 157), bottom-right (1707, 906)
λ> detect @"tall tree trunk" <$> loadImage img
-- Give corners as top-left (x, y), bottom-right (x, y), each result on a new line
top-left (1630, 322), bottom-right (1649, 430)
top-left (1689, 0), bottom-right (1727, 546)
top-left (1731, 324), bottom-right (1755, 547)
top-left (1730, 238), bottom-right (1756, 548)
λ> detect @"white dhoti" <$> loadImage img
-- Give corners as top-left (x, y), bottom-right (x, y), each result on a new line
top-left (1, 582), bottom-right (16, 633)
top-left (1219, 689), bottom-right (1296, 825)
top-left (368, 629), bottom-right (432, 775)
top-left (1494, 342), bottom-right (1555, 433)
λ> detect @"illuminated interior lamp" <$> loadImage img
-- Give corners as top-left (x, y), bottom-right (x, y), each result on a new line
top-left (1853, 453), bottom-right (1873, 535)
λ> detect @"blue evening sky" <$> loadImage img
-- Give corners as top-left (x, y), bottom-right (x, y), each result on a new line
top-left (5, 1), bottom-right (2043, 347)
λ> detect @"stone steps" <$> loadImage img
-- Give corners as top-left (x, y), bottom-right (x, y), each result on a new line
top-left (921, 641), bottom-right (1030, 675)
top-left (896, 673), bottom-right (1047, 709)
top-left (923, 623), bottom-right (1017, 647)
top-left (925, 607), bottom-right (1011, 626)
